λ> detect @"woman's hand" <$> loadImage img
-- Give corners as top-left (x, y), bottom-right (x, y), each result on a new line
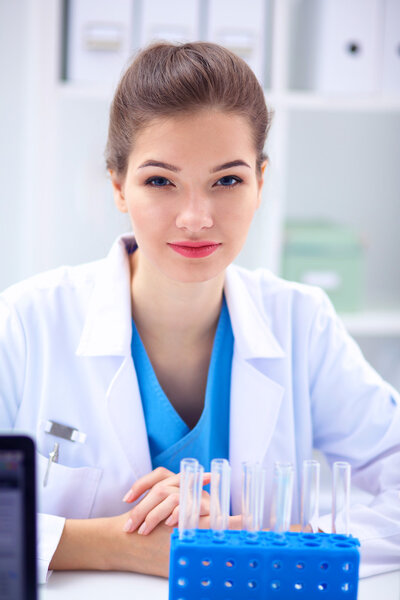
top-left (122, 466), bottom-right (211, 535)
top-left (50, 510), bottom-right (242, 576)
top-left (50, 510), bottom-right (173, 577)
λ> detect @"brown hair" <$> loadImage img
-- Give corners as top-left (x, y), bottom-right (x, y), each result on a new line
top-left (105, 41), bottom-right (272, 181)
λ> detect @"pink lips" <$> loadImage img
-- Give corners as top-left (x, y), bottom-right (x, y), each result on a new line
top-left (168, 240), bottom-right (221, 258)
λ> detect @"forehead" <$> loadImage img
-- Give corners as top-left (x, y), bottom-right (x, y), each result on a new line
top-left (128, 110), bottom-right (256, 167)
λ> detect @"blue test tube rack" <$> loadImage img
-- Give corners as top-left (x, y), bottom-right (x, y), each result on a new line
top-left (169, 529), bottom-right (360, 599)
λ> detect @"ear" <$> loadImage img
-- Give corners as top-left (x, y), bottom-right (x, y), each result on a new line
top-left (109, 170), bottom-right (128, 213)
top-left (256, 159), bottom-right (268, 208)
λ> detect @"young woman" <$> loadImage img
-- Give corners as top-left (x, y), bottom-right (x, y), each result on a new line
top-left (0, 42), bottom-right (399, 583)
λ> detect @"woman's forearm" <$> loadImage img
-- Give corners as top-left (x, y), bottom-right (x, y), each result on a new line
top-left (49, 512), bottom-right (171, 577)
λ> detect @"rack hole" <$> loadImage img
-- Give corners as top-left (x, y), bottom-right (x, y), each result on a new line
top-left (248, 580), bottom-right (257, 589)
top-left (320, 562), bottom-right (329, 570)
top-left (296, 561), bottom-right (305, 570)
top-left (249, 559), bottom-right (258, 568)
top-left (201, 559), bottom-right (211, 567)
top-left (225, 559), bottom-right (235, 568)
top-left (336, 543), bottom-right (351, 548)
top-left (305, 542), bottom-right (319, 547)
top-left (178, 557), bottom-right (187, 567)
top-left (177, 578), bottom-right (187, 587)
top-left (342, 583), bottom-right (351, 592)
top-left (272, 560), bottom-right (282, 569)
top-left (271, 580), bottom-right (280, 590)
top-left (294, 582), bottom-right (303, 590)
top-left (224, 580), bottom-right (233, 588)
top-left (317, 582), bottom-right (328, 591)
top-left (273, 540), bottom-right (288, 546)
top-left (201, 579), bottom-right (211, 587)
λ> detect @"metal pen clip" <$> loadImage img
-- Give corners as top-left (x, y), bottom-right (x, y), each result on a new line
top-left (43, 442), bottom-right (59, 487)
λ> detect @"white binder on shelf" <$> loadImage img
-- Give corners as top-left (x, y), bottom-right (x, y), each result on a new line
top-left (66, 0), bottom-right (135, 86)
top-left (139, 0), bottom-right (201, 47)
top-left (311, 0), bottom-right (384, 94)
top-left (206, 0), bottom-right (270, 87)
top-left (381, 0), bottom-right (400, 93)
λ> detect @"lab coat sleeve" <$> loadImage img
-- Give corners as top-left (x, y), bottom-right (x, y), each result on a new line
top-left (37, 513), bottom-right (66, 584)
top-left (308, 290), bottom-right (400, 577)
top-left (0, 297), bottom-right (66, 584)
top-left (0, 296), bottom-right (26, 427)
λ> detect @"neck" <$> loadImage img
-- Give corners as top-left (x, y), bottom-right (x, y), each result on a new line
top-left (129, 249), bottom-right (225, 348)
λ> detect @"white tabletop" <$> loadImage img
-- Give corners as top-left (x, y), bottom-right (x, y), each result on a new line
top-left (40, 569), bottom-right (400, 600)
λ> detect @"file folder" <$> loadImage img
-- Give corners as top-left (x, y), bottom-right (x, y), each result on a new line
top-left (381, 0), bottom-right (400, 93)
top-left (66, 0), bottom-right (134, 85)
top-left (206, 0), bottom-right (270, 86)
top-left (311, 0), bottom-right (383, 94)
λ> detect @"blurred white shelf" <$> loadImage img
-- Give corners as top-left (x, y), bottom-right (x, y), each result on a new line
top-left (340, 310), bottom-right (400, 337)
top-left (266, 91), bottom-right (400, 112)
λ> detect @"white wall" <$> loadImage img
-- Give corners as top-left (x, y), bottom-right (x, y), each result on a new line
top-left (0, 0), bottom-right (29, 290)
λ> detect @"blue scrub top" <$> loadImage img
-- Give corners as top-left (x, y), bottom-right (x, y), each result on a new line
top-left (131, 296), bottom-right (234, 474)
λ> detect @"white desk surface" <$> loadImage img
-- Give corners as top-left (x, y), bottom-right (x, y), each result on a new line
top-left (40, 569), bottom-right (400, 600)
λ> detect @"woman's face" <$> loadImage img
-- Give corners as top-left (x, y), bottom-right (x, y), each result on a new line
top-left (111, 110), bottom-right (266, 284)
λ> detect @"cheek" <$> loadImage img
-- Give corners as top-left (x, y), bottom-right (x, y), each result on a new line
top-left (127, 198), bottom-right (165, 230)
top-left (219, 196), bottom-right (258, 227)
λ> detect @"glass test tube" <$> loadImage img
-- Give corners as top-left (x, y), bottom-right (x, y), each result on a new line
top-left (241, 461), bottom-right (265, 533)
top-left (270, 462), bottom-right (294, 533)
top-left (178, 458), bottom-right (204, 539)
top-left (210, 458), bottom-right (231, 534)
top-left (332, 461), bottom-right (351, 535)
top-left (301, 459), bottom-right (320, 532)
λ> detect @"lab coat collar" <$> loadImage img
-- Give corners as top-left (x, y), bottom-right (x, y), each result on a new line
top-left (76, 234), bottom-right (135, 357)
top-left (76, 234), bottom-right (285, 361)
top-left (224, 265), bottom-right (285, 360)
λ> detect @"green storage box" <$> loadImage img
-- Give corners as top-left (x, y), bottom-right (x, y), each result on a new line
top-left (282, 221), bottom-right (364, 312)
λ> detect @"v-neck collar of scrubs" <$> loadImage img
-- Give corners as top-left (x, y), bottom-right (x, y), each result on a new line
top-left (131, 295), bottom-right (233, 473)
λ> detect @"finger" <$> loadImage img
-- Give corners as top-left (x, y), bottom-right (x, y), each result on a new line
top-left (164, 488), bottom-right (210, 528)
top-left (199, 494), bottom-right (211, 516)
top-left (202, 473), bottom-right (212, 485)
top-left (125, 481), bottom-right (181, 532)
top-left (123, 470), bottom-right (211, 503)
top-left (165, 505), bottom-right (179, 527)
top-left (122, 466), bottom-right (175, 503)
top-left (136, 492), bottom-right (181, 535)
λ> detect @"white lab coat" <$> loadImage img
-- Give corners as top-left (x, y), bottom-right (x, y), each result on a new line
top-left (1, 234), bottom-right (399, 583)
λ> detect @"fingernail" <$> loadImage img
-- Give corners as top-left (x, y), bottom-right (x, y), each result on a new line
top-left (123, 490), bottom-right (135, 502)
top-left (165, 516), bottom-right (174, 526)
top-left (123, 518), bottom-right (133, 532)
top-left (138, 522), bottom-right (148, 535)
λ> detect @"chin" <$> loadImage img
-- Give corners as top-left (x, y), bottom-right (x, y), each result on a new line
top-left (166, 261), bottom-right (227, 284)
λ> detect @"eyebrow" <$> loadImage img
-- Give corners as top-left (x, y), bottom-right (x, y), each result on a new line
top-left (137, 159), bottom-right (251, 173)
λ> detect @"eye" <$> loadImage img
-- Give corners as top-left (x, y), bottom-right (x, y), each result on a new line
top-left (145, 176), bottom-right (172, 187)
top-left (215, 175), bottom-right (242, 188)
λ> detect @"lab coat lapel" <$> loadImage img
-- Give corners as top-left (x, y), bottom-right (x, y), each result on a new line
top-left (229, 353), bottom-right (285, 514)
top-left (76, 234), bottom-right (151, 479)
top-left (224, 265), bottom-right (286, 515)
top-left (106, 355), bottom-right (152, 479)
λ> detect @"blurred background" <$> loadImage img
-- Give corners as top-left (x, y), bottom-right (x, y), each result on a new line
top-left (1, 0), bottom-right (400, 392)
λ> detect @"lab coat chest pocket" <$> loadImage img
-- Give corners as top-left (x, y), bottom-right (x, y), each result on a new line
top-left (36, 452), bottom-right (102, 519)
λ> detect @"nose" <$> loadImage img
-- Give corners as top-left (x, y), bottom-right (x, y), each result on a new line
top-left (175, 190), bottom-right (213, 232)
